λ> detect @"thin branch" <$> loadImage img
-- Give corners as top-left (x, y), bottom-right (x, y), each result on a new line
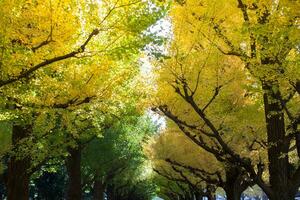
top-left (31, 39), bottom-right (52, 52)
top-left (166, 159), bottom-right (212, 175)
top-left (202, 85), bottom-right (222, 112)
top-left (212, 22), bottom-right (236, 51)
top-left (191, 50), bottom-right (211, 96)
top-left (153, 168), bottom-right (187, 183)
top-left (154, 105), bottom-right (225, 161)
top-left (237, 0), bottom-right (250, 22)
top-left (171, 165), bottom-right (200, 191)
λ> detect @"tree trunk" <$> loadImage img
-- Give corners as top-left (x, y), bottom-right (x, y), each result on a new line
top-left (7, 125), bottom-right (31, 200)
top-left (0, 166), bottom-right (7, 199)
top-left (262, 82), bottom-right (294, 200)
top-left (106, 184), bottom-right (116, 200)
top-left (206, 192), bottom-right (215, 200)
top-left (183, 192), bottom-right (193, 200)
top-left (93, 179), bottom-right (105, 200)
top-left (224, 186), bottom-right (242, 200)
top-left (295, 132), bottom-right (300, 158)
top-left (268, 192), bottom-right (295, 200)
top-left (206, 185), bottom-right (216, 200)
top-left (223, 166), bottom-right (248, 200)
top-left (194, 192), bottom-right (204, 200)
top-left (66, 146), bottom-right (82, 200)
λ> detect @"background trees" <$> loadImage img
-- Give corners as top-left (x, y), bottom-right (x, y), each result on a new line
top-left (82, 107), bottom-right (158, 200)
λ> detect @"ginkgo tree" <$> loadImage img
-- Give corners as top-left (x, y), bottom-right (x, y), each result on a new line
top-left (0, 0), bottom-right (166, 199)
top-left (153, 0), bottom-right (300, 200)
top-left (153, 39), bottom-right (265, 200)
top-left (146, 129), bottom-right (220, 200)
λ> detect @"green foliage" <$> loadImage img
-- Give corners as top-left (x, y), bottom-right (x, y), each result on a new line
top-left (0, 122), bottom-right (11, 173)
top-left (82, 108), bottom-right (158, 192)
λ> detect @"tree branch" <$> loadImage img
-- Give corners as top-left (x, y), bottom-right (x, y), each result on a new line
top-left (0, 29), bottom-right (100, 87)
top-left (202, 85), bottom-right (222, 112)
top-left (165, 158), bottom-right (221, 186)
top-left (237, 0), bottom-right (250, 22)
top-left (155, 105), bottom-right (226, 161)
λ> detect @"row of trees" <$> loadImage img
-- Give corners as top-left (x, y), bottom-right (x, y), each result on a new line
top-left (1, 110), bottom-right (158, 200)
top-left (1, 108), bottom-right (159, 200)
top-left (147, 0), bottom-right (300, 200)
top-left (0, 0), bottom-right (299, 199)
top-left (0, 0), bottom-right (166, 199)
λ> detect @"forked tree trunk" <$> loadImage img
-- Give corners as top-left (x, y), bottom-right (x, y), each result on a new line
top-left (66, 146), bottom-right (82, 200)
top-left (7, 125), bottom-right (31, 200)
top-left (223, 166), bottom-right (248, 200)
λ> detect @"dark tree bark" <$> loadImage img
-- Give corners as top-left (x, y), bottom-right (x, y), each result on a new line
top-left (183, 192), bottom-right (193, 200)
top-left (7, 125), bottom-right (31, 200)
top-left (93, 179), bottom-right (105, 200)
top-left (224, 186), bottom-right (243, 200)
top-left (262, 82), bottom-right (295, 200)
top-left (0, 167), bottom-right (7, 199)
top-left (206, 192), bottom-right (215, 200)
top-left (295, 133), bottom-right (300, 158)
top-left (223, 166), bottom-right (248, 200)
top-left (195, 194), bottom-right (203, 200)
top-left (106, 184), bottom-right (116, 200)
top-left (66, 146), bottom-right (82, 200)
top-left (205, 185), bottom-right (216, 200)
top-left (194, 191), bottom-right (204, 200)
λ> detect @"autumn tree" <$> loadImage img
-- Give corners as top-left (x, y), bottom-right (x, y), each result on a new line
top-left (0, 0), bottom-right (166, 199)
top-left (154, 0), bottom-right (300, 200)
top-left (147, 128), bottom-right (251, 200)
